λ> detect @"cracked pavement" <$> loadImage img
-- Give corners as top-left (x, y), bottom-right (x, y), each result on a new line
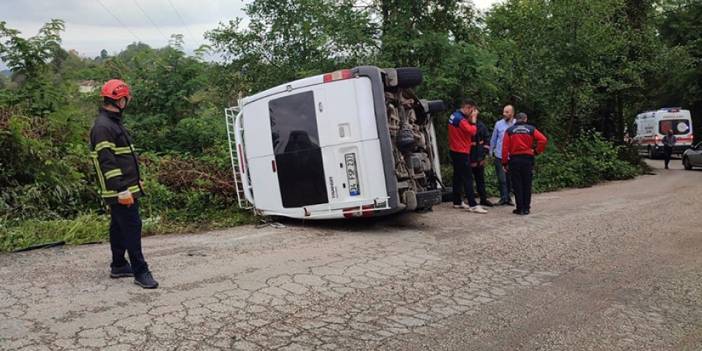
top-left (1, 159), bottom-right (701, 351)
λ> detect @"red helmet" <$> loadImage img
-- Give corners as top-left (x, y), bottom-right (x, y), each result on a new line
top-left (100, 79), bottom-right (131, 100)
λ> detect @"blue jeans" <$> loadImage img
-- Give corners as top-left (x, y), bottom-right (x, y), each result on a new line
top-left (494, 157), bottom-right (511, 203)
top-left (109, 200), bottom-right (149, 274)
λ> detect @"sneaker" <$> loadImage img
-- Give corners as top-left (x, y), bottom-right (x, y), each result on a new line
top-left (453, 202), bottom-right (470, 209)
top-left (110, 264), bottom-right (133, 278)
top-left (512, 209), bottom-right (523, 215)
top-left (468, 205), bottom-right (488, 214)
top-left (522, 210), bottom-right (530, 215)
top-left (134, 271), bottom-right (159, 289)
top-left (480, 199), bottom-right (495, 207)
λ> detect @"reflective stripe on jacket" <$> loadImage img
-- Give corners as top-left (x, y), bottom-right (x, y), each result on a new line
top-left (89, 108), bottom-right (143, 204)
top-left (501, 122), bottom-right (548, 164)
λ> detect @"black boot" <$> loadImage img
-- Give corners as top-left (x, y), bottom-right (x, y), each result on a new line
top-left (500, 199), bottom-right (515, 206)
top-left (134, 271), bottom-right (159, 289)
top-left (110, 264), bottom-right (133, 278)
top-left (480, 199), bottom-right (495, 207)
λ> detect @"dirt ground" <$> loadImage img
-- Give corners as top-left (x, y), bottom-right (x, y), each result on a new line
top-left (1, 159), bottom-right (701, 351)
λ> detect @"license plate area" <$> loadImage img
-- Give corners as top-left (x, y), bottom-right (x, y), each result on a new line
top-left (345, 153), bottom-right (360, 196)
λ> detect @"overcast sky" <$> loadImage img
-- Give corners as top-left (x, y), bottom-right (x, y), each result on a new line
top-left (1, 0), bottom-right (500, 69)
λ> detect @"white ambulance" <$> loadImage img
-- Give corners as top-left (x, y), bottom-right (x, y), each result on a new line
top-left (225, 66), bottom-right (446, 219)
top-left (633, 108), bottom-right (694, 158)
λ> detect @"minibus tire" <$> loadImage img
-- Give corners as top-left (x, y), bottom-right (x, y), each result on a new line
top-left (683, 157), bottom-right (693, 170)
top-left (395, 68), bottom-right (423, 88)
top-left (426, 100), bottom-right (446, 114)
top-left (441, 187), bottom-right (453, 202)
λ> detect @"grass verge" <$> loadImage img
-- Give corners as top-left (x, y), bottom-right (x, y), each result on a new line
top-left (0, 208), bottom-right (254, 252)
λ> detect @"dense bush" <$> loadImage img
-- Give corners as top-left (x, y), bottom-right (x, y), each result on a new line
top-left (442, 131), bottom-right (644, 196)
top-left (0, 105), bottom-right (254, 251)
top-left (533, 132), bottom-right (641, 191)
top-left (0, 32), bottom-right (254, 251)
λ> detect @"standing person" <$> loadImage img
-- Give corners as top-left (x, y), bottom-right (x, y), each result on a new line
top-left (501, 112), bottom-right (548, 215)
top-left (448, 99), bottom-right (488, 214)
top-left (470, 116), bottom-right (494, 207)
top-left (662, 129), bottom-right (676, 169)
top-left (90, 79), bottom-right (159, 289)
top-left (489, 105), bottom-right (516, 206)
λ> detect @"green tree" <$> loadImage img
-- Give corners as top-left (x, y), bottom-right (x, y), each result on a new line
top-left (485, 0), bottom-right (661, 142)
top-left (0, 19), bottom-right (66, 115)
top-left (657, 0), bottom-right (702, 140)
top-left (206, 0), bottom-right (376, 94)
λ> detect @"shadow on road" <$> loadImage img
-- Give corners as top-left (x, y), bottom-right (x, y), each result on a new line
top-left (269, 210), bottom-right (428, 233)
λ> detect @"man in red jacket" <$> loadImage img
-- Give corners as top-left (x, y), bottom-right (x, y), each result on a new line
top-left (501, 112), bottom-right (547, 215)
top-left (448, 99), bottom-right (488, 214)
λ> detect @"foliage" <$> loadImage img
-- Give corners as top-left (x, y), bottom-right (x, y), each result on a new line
top-left (0, 21), bottom-right (255, 251)
top-left (206, 0), bottom-right (376, 93)
top-left (532, 132), bottom-right (641, 192)
top-left (0, 213), bottom-right (108, 252)
top-left (442, 132), bottom-right (643, 197)
top-left (655, 0), bottom-right (702, 141)
top-left (0, 19), bottom-right (67, 116)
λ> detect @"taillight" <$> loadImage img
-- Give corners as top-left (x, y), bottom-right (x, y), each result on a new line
top-left (343, 204), bottom-right (376, 219)
top-left (323, 69), bottom-right (353, 83)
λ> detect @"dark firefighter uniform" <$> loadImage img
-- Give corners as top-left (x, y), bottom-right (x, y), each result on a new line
top-left (469, 120), bottom-right (491, 205)
top-left (501, 121), bottom-right (548, 214)
top-left (90, 107), bottom-right (148, 275)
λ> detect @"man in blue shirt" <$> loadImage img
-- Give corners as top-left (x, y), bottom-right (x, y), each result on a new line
top-left (489, 105), bottom-right (516, 206)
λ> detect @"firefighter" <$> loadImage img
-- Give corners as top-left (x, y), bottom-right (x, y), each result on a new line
top-left (90, 79), bottom-right (158, 289)
top-left (501, 112), bottom-right (548, 215)
top-left (448, 99), bottom-right (488, 214)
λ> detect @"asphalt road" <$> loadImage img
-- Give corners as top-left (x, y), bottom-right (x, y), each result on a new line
top-left (1, 159), bottom-right (701, 351)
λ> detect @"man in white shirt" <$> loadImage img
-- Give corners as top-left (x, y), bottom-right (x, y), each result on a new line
top-left (489, 105), bottom-right (516, 206)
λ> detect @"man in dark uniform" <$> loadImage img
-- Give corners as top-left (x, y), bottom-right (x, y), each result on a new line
top-left (501, 112), bottom-right (548, 215)
top-left (662, 129), bottom-right (676, 169)
top-left (470, 116), bottom-right (494, 207)
top-left (90, 79), bottom-right (158, 289)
